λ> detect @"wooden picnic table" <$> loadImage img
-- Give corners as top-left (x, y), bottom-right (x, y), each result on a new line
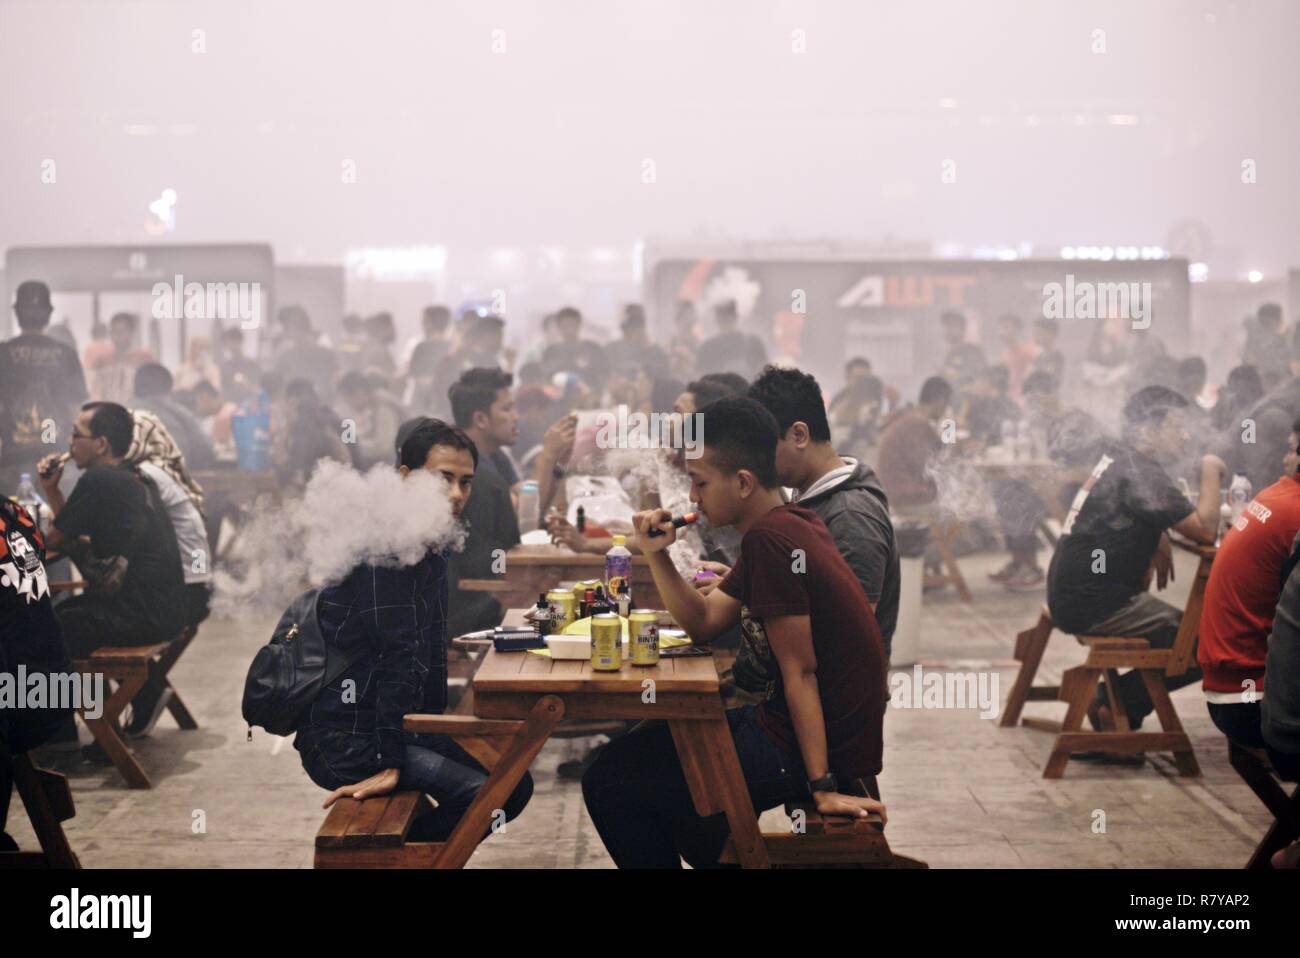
top-left (404, 608), bottom-right (771, 868)
top-left (458, 543), bottom-right (668, 610)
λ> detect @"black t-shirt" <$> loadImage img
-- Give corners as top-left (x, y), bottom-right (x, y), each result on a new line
top-left (1046, 442), bottom-right (1193, 633)
top-left (0, 333), bottom-right (89, 464)
top-left (54, 463), bottom-right (186, 639)
top-left (1, 502), bottom-right (72, 748)
top-left (446, 453), bottom-right (521, 637)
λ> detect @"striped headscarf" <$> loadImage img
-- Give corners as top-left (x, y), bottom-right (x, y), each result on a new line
top-left (127, 408), bottom-right (207, 518)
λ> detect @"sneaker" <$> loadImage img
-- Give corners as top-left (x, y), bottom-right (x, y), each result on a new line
top-left (987, 560), bottom-right (1020, 583)
top-left (125, 686), bottom-right (173, 739)
top-left (1003, 566), bottom-right (1045, 591)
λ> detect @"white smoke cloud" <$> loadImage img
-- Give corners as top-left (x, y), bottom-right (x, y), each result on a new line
top-left (212, 459), bottom-right (466, 615)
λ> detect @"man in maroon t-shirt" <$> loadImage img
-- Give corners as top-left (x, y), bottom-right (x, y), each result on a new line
top-left (581, 396), bottom-right (888, 868)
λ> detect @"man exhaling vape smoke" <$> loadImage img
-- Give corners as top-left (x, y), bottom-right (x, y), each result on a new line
top-left (291, 417), bottom-right (533, 841)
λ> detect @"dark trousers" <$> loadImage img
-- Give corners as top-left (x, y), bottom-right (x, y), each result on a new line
top-left (581, 705), bottom-right (808, 868)
top-left (0, 741), bottom-right (13, 847)
top-left (56, 594), bottom-right (165, 659)
top-left (296, 725), bottom-right (533, 842)
top-left (991, 479), bottom-right (1045, 559)
top-left (1084, 593), bottom-right (1198, 727)
top-left (1208, 701), bottom-right (1300, 782)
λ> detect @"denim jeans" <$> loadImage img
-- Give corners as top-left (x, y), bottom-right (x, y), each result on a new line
top-left (581, 705), bottom-right (808, 869)
top-left (295, 724), bottom-right (533, 842)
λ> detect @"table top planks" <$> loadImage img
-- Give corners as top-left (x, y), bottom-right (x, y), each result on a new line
top-left (474, 607), bottom-right (719, 694)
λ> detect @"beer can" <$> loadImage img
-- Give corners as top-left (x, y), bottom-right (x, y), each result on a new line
top-left (546, 589), bottom-right (577, 629)
top-left (572, 579), bottom-right (601, 605)
top-left (590, 613), bottom-right (623, 671)
top-left (629, 609), bottom-right (660, 666)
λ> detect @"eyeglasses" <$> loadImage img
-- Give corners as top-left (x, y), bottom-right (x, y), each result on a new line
top-left (70, 430), bottom-right (94, 441)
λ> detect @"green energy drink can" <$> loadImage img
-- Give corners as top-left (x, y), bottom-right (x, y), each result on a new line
top-left (546, 590), bottom-right (577, 630)
top-left (590, 613), bottom-right (623, 671)
top-left (629, 609), bottom-right (660, 666)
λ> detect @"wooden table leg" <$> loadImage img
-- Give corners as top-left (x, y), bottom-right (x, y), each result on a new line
top-left (1000, 612), bottom-right (1053, 728)
top-left (433, 694), bottom-right (565, 869)
top-left (80, 674), bottom-right (153, 790)
top-left (163, 684), bottom-right (200, 730)
top-left (11, 754), bottom-right (79, 868)
top-left (669, 718), bottom-right (771, 869)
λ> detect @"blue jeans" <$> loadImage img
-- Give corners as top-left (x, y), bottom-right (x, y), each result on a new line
top-left (295, 725), bottom-right (533, 842)
top-left (581, 705), bottom-right (808, 868)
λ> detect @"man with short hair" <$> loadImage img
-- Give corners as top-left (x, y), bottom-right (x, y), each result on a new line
top-left (0, 281), bottom-right (89, 492)
top-left (1029, 316), bottom-right (1065, 387)
top-left (696, 300), bottom-right (767, 380)
top-left (1047, 385), bottom-right (1226, 732)
top-left (336, 370), bottom-right (405, 470)
top-left (217, 327), bottom-right (262, 405)
top-left (582, 396), bottom-right (887, 868)
top-left (407, 305), bottom-right (452, 413)
top-left (604, 304), bottom-right (668, 378)
top-left (295, 417), bottom-right (533, 838)
top-left (274, 306), bottom-right (339, 402)
top-left (748, 365), bottom-right (901, 661)
top-left (938, 311), bottom-right (986, 393)
top-left (89, 312), bottom-right (154, 405)
top-left (131, 363), bottom-right (217, 469)
top-left (876, 376), bottom-right (952, 510)
top-left (36, 402), bottom-right (187, 660)
top-left (445, 369), bottom-right (522, 636)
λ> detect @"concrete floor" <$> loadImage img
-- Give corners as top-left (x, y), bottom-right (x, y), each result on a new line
top-left (8, 548), bottom-right (1276, 868)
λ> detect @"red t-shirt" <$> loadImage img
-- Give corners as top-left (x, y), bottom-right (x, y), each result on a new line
top-left (1199, 475), bottom-right (1300, 696)
top-left (719, 504), bottom-right (887, 779)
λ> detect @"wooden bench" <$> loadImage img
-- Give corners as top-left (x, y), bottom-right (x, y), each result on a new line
top-left (718, 777), bottom-right (927, 869)
top-left (1227, 741), bottom-right (1300, 869)
top-left (0, 752), bottom-right (80, 869)
top-left (1039, 544), bottom-right (1209, 779)
top-left (72, 625), bottom-right (201, 789)
top-left (1000, 607), bottom-right (1064, 732)
top-left (313, 712), bottom-right (532, 868)
top-left (1042, 633), bottom-right (1199, 779)
top-left (314, 791), bottom-right (440, 868)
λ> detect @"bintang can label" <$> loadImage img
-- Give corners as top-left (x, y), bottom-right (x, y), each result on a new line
top-left (629, 610), bottom-right (660, 666)
top-left (547, 590), bottom-right (577, 629)
top-left (590, 613), bottom-right (623, 671)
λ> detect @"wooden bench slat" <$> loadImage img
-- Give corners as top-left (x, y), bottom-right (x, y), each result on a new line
top-left (316, 798), bottom-right (365, 848)
top-left (371, 793), bottom-right (428, 846)
top-left (340, 795), bottom-right (396, 846)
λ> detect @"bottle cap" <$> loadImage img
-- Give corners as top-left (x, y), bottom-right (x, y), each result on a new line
top-left (612, 534), bottom-right (626, 547)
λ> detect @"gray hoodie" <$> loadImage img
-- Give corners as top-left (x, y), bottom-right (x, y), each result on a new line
top-left (1262, 530), bottom-right (1300, 756)
top-left (796, 457), bottom-right (900, 661)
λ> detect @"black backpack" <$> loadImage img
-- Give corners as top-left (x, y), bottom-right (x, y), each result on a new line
top-left (241, 588), bottom-right (366, 738)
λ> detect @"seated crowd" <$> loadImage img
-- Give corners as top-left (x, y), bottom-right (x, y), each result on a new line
top-left (4, 278), bottom-right (1300, 868)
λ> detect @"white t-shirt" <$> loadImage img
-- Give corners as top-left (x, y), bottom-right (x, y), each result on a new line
top-left (138, 462), bottom-right (212, 585)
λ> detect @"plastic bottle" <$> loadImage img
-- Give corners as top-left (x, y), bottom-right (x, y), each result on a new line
top-left (15, 473), bottom-right (48, 534)
top-left (1228, 474), bottom-right (1253, 525)
top-left (605, 534), bottom-right (632, 597)
top-left (518, 480), bottom-right (540, 531)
